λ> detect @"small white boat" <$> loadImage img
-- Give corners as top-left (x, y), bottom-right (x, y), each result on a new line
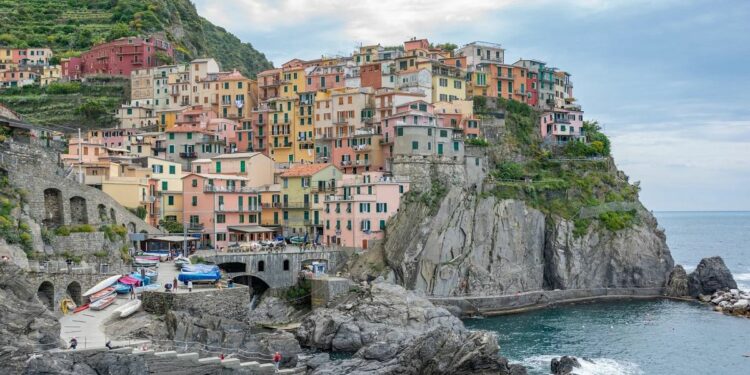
top-left (83, 275), bottom-right (121, 297)
top-left (114, 299), bottom-right (142, 318)
top-left (134, 283), bottom-right (161, 293)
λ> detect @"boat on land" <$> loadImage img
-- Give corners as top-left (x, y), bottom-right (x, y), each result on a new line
top-left (134, 256), bottom-right (159, 266)
top-left (113, 299), bottom-right (141, 318)
top-left (89, 286), bottom-right (116, 302)
top-left (73, 304), bottom-right (89, 313)
top-left (82, 275), bottom-right (121, 297)
top-left (90, 294), bottom-right (117, 310)
top-left (142, 251), bottom-right (169, 261)
top-left (178, 264), bottom-right (221, 283)
top-left (114, 283), bottom-right (131, 294)
top-left (174, 256), bottom-right (191, 269)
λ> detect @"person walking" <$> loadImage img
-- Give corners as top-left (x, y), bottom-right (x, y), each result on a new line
top-left (187, 280), bottom-right (193, 292)
top-left (173, 277), bottom-right (178, 292)
top-left (69, 337), bottom-right (78, 350)
top-left (129, 285), bottom-right (135, 300)
top-left (272, 351), bottom-right (282, 371)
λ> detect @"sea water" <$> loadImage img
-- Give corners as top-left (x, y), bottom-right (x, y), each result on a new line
top-left (464, 211), bottom-right (750, 374)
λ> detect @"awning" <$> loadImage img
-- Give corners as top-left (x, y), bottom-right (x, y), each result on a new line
top-left (227, 225), bottom-right (275, 234)
top-left (147, 235), bottom-right (200, 242)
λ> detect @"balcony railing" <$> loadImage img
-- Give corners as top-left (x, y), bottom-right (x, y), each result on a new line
top-left (216, 205), bottom-right (261, 213)
top-left (179, 151), bottom-right (197, 159)
top-left (204, 185), bottom-right (258, 193)
top-left (281, 202), bottom-right (310, 209)
top-left (261, 202), bottom-right (283, 209)
top-left (188, 223), bottom-right (204, 231)
top-left (353, 145), bottom-right (371, 152)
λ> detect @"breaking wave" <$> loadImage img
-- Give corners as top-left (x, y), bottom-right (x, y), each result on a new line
top-left (518, 355), bottom-right (643, 375)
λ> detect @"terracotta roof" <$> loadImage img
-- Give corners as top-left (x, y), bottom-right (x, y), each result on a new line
top-left (219, 70), bottom-right (246, 81)
top-left (280, 163), bottom-right (332, 177)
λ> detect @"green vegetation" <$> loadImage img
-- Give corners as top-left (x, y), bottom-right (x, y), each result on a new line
top-left (93, 250), bottom-right (109, 258)
top-left (475, 97), bottom-right (640, 233)
top-left (284, 283), bottom-right (311, 305)
top-left (54, 224), bottom-right (95, 236)
top-left (403, 178), bottom-right (448, 215)
top-left (120, 244), bottom-right (131, 263)
top-left (432, 42), bottom-right (458, 52)
top-left (159, 219), bottom-right (184, 233)
top-left (0, 77), bottom-right (127, 127)
top-left (100, 224), bottom-right (127, 241)
top-left (59, 250), bottom-right (82, 264)
top-left (128, 206), bottom-right (147, 220)
top-left (465, 138), bottom-right (490, 147)
top-left (0, 179), bottom-right (36, 256)
top-left (0, 0), bottom-right (271, 76)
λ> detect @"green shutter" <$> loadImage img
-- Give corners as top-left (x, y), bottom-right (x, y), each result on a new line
top-left (215, 161), bottom-right (221, 173)
top-left (161, 181), bottom-right (168, 191)
top-left (240, 160), bottom-right (246, 173)
top-left (169, 165), bottom-right (175, 174)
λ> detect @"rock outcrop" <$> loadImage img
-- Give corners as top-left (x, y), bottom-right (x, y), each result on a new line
top-left (687, 256), bottom-right (737, 297)
top-left (704, 289), bottom-right (750, 317)
top-left (166, 310), bottom-right (301, 368)
top-left (383, 187), bottom-right (673, 297)
top-left (0, 262), bottom-right (62, 373)
top-left (297, 282), bottom-right (525, 375)
top-left (550, 356), bottom-right (581, 375)
top-left (665, 265), bottom-right (689, 297)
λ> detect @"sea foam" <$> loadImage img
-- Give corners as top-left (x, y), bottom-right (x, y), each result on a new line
top-left (519, 354), bottom-right (643, 375)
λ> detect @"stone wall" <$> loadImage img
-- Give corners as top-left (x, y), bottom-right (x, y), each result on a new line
top-left (0, 142), bottom-right (158, 234)
top-left (391, 157), bottom-right (467, 192)
top-left (25, 270), bottom-right (125, 314)
top-left (49, 231), bottom-right (127, 263)
top-left (142, 287), bottom-right (249, 319)
top-left (310, 276), bottom-right (354, 309)
top-left (429, 287), bottom-right (666, 316)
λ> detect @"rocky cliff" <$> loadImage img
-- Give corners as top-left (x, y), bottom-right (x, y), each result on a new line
top-left (379, 98), bottom-right (674, 298)
top-left (0, 263), bottom-right (62, 373)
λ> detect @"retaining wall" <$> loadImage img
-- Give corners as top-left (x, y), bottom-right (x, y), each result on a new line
top-left (142, 286), bottom-right (249, 318)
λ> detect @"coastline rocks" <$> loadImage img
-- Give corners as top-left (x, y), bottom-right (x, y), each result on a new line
top-left (298, 282), bottom-right (525, 375)
top-left (702, 289), bottom-right (750, 317)
top-left (550, 356), bottom-right (581, 375)
top-left (687, 257), bottom-right (737, 297)
top-left (0, 263), bottom-right (62, 373)
top-left (665, 265), bottom-right (689, 297)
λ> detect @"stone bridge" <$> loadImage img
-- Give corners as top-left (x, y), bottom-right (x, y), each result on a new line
top-left (0, 142), bottom-right (158, 234)
top-left (205, 250), bottom-right (347, 290)
top-left (25, 268), bottom-right (128, 314)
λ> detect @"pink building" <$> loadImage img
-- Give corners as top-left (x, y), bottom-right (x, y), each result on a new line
top-left (540, 108), bottom-right (584, 145)
top-left (321, 172), bottom-right (410, 249)
top-left (381, 100), bottom-right (439, 144)
top-left (306, 65), bottom-right (346, 92)
top-left (182, 173), bottom-right (274, 250)
top-left (62, 35), bottom-right (173, 78)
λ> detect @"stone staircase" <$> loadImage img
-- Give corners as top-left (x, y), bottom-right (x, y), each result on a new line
top-left (113, 347), bottom-right (307, 374)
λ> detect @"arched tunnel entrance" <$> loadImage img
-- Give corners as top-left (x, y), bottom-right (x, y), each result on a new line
top-left (232, 275), bottom-right (270, 310)
top-left (66, 281), bottom-right (82, 306)
top-left (37, 281), bottom-right (54, 311)
top-left (218, 262), bottom-right (247, 273)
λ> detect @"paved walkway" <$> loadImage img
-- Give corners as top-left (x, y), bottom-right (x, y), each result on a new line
top-left (59, 294), bottom-right (147, 349)
top-left (157, 260), bottom-right (227, 294)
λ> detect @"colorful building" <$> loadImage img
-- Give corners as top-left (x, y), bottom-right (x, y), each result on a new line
top-left (321, 172), bottom-right (409, 249)
top-left (279, 164), bottom-right (342, 238)
top-left (62, 35), bottom-right (173, 78)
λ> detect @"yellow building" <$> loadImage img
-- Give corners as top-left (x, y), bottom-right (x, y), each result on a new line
top-left (279, 164), bottom-right (341, 237)
top-left (259, 183), bottom-right (282, 228)
top-left (353, 44), bottom-right (381, 66)
top-left (142, 157), bottom-right (184, 223)
top-left (425, 61), bottom-right (466, 103)
top-left (40, 65), bottom-right (61, 86)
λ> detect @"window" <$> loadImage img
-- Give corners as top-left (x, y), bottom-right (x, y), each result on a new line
top-left (439, 78), bottom-right (448, 87)
top-left (240, 160), bottom-right (246, 173)
top-left (412, 141), bottom-right (419, 150)
top-left (376, 203), bottom-right (388, 212)
top-left (397, 127), bottom-right (403, 136)
top-left (454, 80), bottom-right (462, 89)
top-left (216, 214), bottom-right (226, 223)
top-left (169, 133), bottom-right (175, 140)
top-left (169, 165), bottom-right (176, 174)
top-left (161, 181), bottom-right (168, 191)
top-left (192, 179), bottom-right (198, 187)
top-left (168, 145), bottom-right (175, 154)
top-left (258, 261), bottom-right (265, 272)
top-left (361, 220), bottom-right (371, 232)
top-left (215, 161), bottom-right (221, 173)
top-left (167, 195), bottom-right (174, 206)
top-left (187, 132), bottom-right (192, 140)
top-left (283, 259), bottom-right (290, 271)
top-left (453, 141), bottom-right (460, 151)
top-left (379, 219), bottom-right (386, 230)
top-left (440, 130), bottom-right (448, 137)
top-left (191, 196), bottom-right (197, 206)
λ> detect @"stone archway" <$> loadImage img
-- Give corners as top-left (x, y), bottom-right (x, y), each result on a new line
top-left (218, 262), bottom-right (247, 273)
top-left (37, 281), bottom-right (54, 311)
top-left (69, 196), bottom-right (88, 225)
top-left (43, 188), bottom-right (64, 227)
top-left (232, 275), bottom-right (270, 297)
top-left (66, 281), bottom-right (82, 306)
top-left (127, 222), bottom-right (136, 233)
top-left (98, 204), bottom-right (108, 223)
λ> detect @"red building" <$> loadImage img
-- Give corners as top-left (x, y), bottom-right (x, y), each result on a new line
top-left (62, 35), bottom-right (173, 78)
top-left (360, 63), bottom-right (382, 89)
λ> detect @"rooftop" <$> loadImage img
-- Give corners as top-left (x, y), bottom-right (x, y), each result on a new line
top-left (280, 163), bottom-right (332, 177)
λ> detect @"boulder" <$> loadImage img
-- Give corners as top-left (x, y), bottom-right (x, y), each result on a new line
top-left (732, 299), bottom-right (749, 311)
top-left (665, 265), bottom-right (689, 297)
top-left (687, 257), bottom-right (737, 297)
top-left (551, 356), bottom-right (581, 375)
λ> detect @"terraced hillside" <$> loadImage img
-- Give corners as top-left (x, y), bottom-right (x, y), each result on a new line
top-left (0, 0), bottom-right (271, 76)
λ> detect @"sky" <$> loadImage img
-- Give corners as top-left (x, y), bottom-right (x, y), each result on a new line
top-left (192, 0), bottom-right (750, 211)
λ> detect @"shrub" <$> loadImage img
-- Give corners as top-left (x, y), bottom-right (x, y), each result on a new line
top-left (573, 218), bottom-right (591, 238)
top-left (93, 250), bottom-right (109, 258)
top-left (494, 162), bottom-right (525, 180)
top-left (100, 224), bottom-right (127, 241)
top-left (599, 210), bottom-right (636, 231)
top-left (54, 226), bottom-right (71, 236)
top-left (41, 227), bottom-right (55, 244)
top-left (120, 245), bottom-right (131, 263)
top-left (465, 138), bottom-right (489, 147)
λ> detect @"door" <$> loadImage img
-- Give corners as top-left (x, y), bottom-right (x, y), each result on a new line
top-left (437, 143), bottom-right (443, 156)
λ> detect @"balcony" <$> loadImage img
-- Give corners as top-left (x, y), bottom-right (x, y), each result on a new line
top-left (333, 118), bottom-right (348, 125)
top-left (261, 202), bottom-right (283, 209)
top-left (324, 195), bottom-right (353, 202)
top-left (273, 142), bottom-right (293, 148)
top-left (255, 144), bottom-right (267, 150)
top-left (271, 128), bottom-right (290, 136)
top-left (216, 205), bottom-right (261, 213)
top-left (311, 183), bottom-right (336, 193)
top-left (353, 145), bottom-right (371, 153)
top-left (281, 202), bottom-right (310, 209)
top-left (204, 185), bottom-right (258, 193)
top-left (179, 151), bottom-right (197, 159)
top-left (188, 223), bottom-right (204, 231)
top-left (153, 146), bottom-right (166, 152)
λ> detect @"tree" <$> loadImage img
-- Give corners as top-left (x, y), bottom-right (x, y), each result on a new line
top-left (106, 22), bottom-right (134, 42)
top-left (154, 51), bottom-right (173, 65)
top-left (159, 219), bottom-right (184, 233)
top-left (434, 42), bottom-right (458, 53)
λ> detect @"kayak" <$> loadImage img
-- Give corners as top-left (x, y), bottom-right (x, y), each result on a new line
top-left (134, 257), bottom-right (159, 266)
top-left (90, 294), bottom-right (117, 310)
top-left (89, 287), bottom-right (116, 302)
top-left (73, 304), bottom-right (89, 313)
top-left (82, 275), bottom-right (121, 297)
top-left (118, 299), bottom-right (142, 318)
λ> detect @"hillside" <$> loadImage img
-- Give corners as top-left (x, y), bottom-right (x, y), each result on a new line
top-left (0, 0), bottom-right (272, 76)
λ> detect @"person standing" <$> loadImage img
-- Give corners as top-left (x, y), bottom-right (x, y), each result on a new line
top-left (129, 285), bottom-right (135, 300)
top-left (69, 337), bottom-right (78, 350)
top-left (173, 277), bottom-right (178, 292)
top-left (273, 351), bottom-right (282, 370)
top-left (187, 280), bottom-right (193, 292)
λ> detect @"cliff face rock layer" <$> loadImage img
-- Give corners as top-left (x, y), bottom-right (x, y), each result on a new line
top-left (384, 187), bottom-right (674, 297)
top-left (298, 282), bottom-right (525, 375)
top-left (0, 263), bottom-right (62, 373)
